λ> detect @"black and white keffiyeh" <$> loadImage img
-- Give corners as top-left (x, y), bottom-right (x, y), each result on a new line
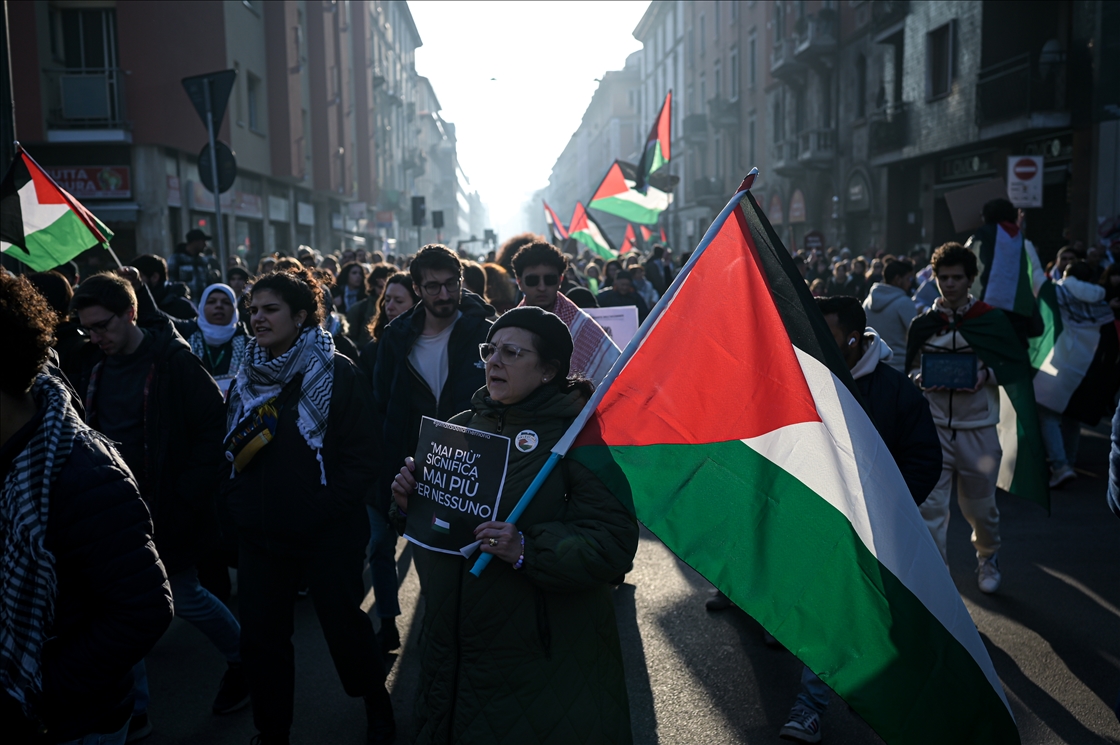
top-left (1, 374), bottom-right (83, 714)
top-left (190, 329), bottom-right (248, 376)
top-left (226, 326), bottom-right (335, 483)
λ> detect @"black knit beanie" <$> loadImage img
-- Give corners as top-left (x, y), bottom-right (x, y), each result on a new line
top-left (486, 306), bottom-right (573, 380)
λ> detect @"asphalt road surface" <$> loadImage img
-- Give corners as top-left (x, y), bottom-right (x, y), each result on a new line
top-left (143, 421), bottom-right (1120, 744)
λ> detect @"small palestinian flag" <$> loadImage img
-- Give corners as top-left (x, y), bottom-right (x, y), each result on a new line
top-left (431, 515), bottom-right (451, 534)
top-left (640, 225), bottom-right (653, 242)
top-left (588, 161), bottom-right (672, 226)
top-left (568, 202), bottom-right (616, 260)
top-left (660, 226), bottom-right (667, 243)
top-left (1, 148), bottom-right (114, 271)
top-left (635, 90), bottom-right (671, 193)
top-left (620, 224), bottom-right (637, 254)
top-left (543, 200), bottom-right (569, 244)
top-left (557, 173), bottom-right (1019, 744)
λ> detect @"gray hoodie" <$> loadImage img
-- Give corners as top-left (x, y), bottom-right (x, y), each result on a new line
top-left (862, 283), bottom-right (917, 371)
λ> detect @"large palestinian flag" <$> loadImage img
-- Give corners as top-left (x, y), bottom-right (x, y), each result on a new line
top-left (1, 149), bottom-right (114, 271)
top-left (635, 90), bottom-right (671, 193)
top-left (588, 160), bottom-right (674, 225)
top-left (543, 200), bottom-right (569, 244)
top-left (557, 174), bottom-right (1020, 744)
top-left (568, 201), bottom-right (616, 260)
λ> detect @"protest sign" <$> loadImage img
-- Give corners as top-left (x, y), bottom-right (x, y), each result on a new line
top-left (584, 305), bottom-right (639, 349)
top-left (405, 416), bottom-right (511, 556)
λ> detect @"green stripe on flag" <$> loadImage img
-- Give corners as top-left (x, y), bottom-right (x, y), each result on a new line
top-left (8, 209), bottom-right (109, 272)
top-left (570, 440), bottom-right (1020, 745)
top-left (1029, 281), bottom-right (1062, 369)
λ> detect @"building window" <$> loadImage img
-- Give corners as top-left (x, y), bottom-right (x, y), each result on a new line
top-left (855, 54), bottom-right (867, 118)
top-left (700, 72), bottom-right (706, 108)
top-left (749, 114), bottom-right (757, 165)
top-left (731, 2), bottom-right (739, 21)
top-left (714, 3), bottom-right (720, 40)
top-left (699, 14), bottom-right (706, 56)
top-left (714, 60), bottom-right (722, 99)
top-left (248, 73), bottom-right (261, 132)
top-left (927, 21), bottom-right (956, 100)
top-left (749, 30), bottom-right (757, 88)
top-left (774, 4), bottom-right (784, 43)
top-left (773, 94), bottom-right (784, 143)
top-left (730, 46), bottom-right (740, 100)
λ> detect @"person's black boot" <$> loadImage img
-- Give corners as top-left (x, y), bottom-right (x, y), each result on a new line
top-left (364, 685), bottom-right (396, 745)
top-left (213, 661), bottom-right (251, 714)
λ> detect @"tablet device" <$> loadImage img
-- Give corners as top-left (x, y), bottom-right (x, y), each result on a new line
top-left (921, 352), bottom-right (978, 390)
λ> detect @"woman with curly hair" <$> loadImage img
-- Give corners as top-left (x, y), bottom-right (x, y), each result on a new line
top-left (219, 267), bottom-right (394, 745)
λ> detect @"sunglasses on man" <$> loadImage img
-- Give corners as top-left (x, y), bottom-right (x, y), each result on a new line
top-left (521, 273), bottom-right (559, 288)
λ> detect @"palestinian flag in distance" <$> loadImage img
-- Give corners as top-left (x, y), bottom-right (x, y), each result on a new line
top-left (1, 149), bottom-right (114, 271)
top-left (568, 202), bottom-right (616, 260)
top-left (640, 225), bottom-right (653, 242)
top-left (543, 200), bottom-right (569, 244)
top-left (588, 160), bottom-right (674, 225)
top-left (635, 90), bottom-right (671, 193)
top-left (620, 224), bottom-right (637, 254)
top-left (558, 174), bottom-right (1019, 744)
top-left (660, 226), bottom-right (667, 243)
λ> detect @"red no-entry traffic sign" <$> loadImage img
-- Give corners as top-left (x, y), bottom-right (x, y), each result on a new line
top-left (1013, 158), bottom-right (1038, 181)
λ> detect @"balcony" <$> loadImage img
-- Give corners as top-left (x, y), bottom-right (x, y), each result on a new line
top-left (683, 114), bottom-right (708, 145)
top-left (771, 139), bottom-right (803, 177)
top-left (707, 97), bottom-right (738, 129)
top-left (794, 11), bottom-right (838, 61)
top-left (771, 38), bottom-right (807, 84)
top-left (797, 128), bottom-right (836, 168)
top-left (976, 52), bottom-right (1070, 136)
top-left (693, 177), bottom-right (727, 210)
top-left (871, 0), bottom-right (909, 36)
top-left (869, 103), bottom-right (910, 157)
top-left (43, 67), bottom-right (130, 142)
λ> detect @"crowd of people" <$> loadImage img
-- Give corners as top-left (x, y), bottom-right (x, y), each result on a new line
top-left (3, 197), bottom-right (1119, 745)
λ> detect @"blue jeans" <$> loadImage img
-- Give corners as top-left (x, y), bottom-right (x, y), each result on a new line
top-left (132, 566), bottom-right (241, 714)
top-left (1039, 406), bottom-right (1081, 471)
top-left (366, 506), bottom-right (401, 618)
top-left (796, 665), bottom-right (830, 715)
top-left (57, 719), bottom-right (129, 745)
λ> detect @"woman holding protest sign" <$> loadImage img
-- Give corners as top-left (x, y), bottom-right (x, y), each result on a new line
top-left (391, 305), bottom-right (639, 744)
top-left (218, 267), bottom-right (395, 745)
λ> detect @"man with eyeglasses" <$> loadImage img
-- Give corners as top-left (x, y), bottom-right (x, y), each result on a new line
top-left (372, 244), bottom-right (493, 593)
top-left (512, 241), bottom-right (620, 385)
top-left (70, 272), bottom-right (247, 738)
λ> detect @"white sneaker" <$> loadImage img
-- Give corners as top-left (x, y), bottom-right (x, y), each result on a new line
top-left (1048, 465), bottom-right (1076, 489)
top-left (977, 553), bottom-right (1002, 594)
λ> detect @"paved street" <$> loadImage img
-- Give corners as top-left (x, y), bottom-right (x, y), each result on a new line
top-left (144, 422), bottom-right (1120, 745)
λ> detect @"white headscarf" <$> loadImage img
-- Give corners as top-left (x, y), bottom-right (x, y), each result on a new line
top-left (197, 284), bottom-right (240, 346)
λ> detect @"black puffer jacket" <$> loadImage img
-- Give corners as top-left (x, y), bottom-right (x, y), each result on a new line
top-left (372, 292), bottom-right (492, 513)
top-left (219, 354), bottom-right (379, 555)
top-left (75, 318), bottom-right (227, 574)
top-left (1, 419), bottom-right (172, 743)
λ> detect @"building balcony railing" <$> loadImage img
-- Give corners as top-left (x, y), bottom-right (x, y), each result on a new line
top-left (43, 67), bottom-right (129, 132)
top-left (976, 52), bottom-right (1068, 129)
top-left (794, 11), bottom-right (838, 60)
top-left (693, 177), bottom-right (727, 209)
top-left (771, 139), bottom-right (803, 177)
top-left (869, 102), bottom-right (910, 156)
top-left (797, 128), bottom-right (836, 168)
top-left (771, 38), bottom-right (807, 83)
top-left (871, 0), bottom-right (909, 35)
top-left (707, 97), bottom-right (738, 130)
top-left (683, 113), bottom-right (708, 145)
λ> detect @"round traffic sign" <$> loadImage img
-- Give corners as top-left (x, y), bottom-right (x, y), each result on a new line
top-left (199, 141), bottom-right (237, 194)
top-left (1013, 158), bottom-right (1038, 181)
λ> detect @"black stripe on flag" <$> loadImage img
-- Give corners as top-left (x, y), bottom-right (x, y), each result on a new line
top-left (0, 153), bottom-right (31, 247)
top-left (738, 190), bottom-right (868, 413)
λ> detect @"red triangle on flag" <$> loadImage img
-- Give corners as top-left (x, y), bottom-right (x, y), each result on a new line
top-left (574, 207), bottom-right (820, 448)
top-left (591, 162), bottom-right (630, 201)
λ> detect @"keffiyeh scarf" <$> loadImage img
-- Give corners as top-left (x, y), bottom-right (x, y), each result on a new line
top-left (226, 326), bottom-right (335, 484)
top-left (1, 374), bottom-right (83, 715)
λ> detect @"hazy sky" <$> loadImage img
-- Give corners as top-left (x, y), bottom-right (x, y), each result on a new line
top-left (409, 1), bottom-right (648, 239)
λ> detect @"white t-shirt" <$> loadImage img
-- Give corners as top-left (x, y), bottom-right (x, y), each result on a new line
top-left (408, 311), bottom-right (460, 407)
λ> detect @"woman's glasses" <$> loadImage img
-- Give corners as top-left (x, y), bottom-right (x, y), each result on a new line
top-left (479, 342), bottom-right (537, 365)
top-left (521, 273), bottom-right (559, 288)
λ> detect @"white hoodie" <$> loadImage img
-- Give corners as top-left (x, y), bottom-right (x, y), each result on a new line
top-left (851, 327), bottom-right (894, 381)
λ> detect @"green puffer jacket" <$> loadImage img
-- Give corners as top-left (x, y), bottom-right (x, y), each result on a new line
top-left (409, 384), bottom-right (638, 745)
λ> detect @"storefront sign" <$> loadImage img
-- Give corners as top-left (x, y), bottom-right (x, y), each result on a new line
top-left (187, 180), bottom-right (234, 212)
top-left (268, 195), bottom-right (289, 222)
top-left (937, 149), bottom-right (997, 183)
top-left (846, 173), bottom-right (870, 212)
top-left (1007, 156), bottom-right (1043, 209)
top-left (405, 417), bottom-right (511, 556)
top-left (45, 166), bottom-right (130, 199)
top-left (297, 202), bottom-right (315, 227)
top-left (789, 189), bottom-right (807, 224)
top-left (167, 175), bottom-right (181, 208)
top-left (233, 192), bottom-right (263, 220)
top-left (768, 194), bottom-right (784, 225)
top-left (803, 230), bottom-right (825, 251)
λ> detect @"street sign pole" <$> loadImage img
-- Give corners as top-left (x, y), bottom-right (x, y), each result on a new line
top-left (203, 81), bottom-right (226, 273)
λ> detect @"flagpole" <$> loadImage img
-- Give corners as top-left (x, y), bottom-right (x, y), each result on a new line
top-left (469, 169), bottom-right (758, 578)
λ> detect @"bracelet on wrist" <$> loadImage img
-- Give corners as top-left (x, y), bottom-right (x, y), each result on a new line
top-left (512, 531), bottom-right (525, 570)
